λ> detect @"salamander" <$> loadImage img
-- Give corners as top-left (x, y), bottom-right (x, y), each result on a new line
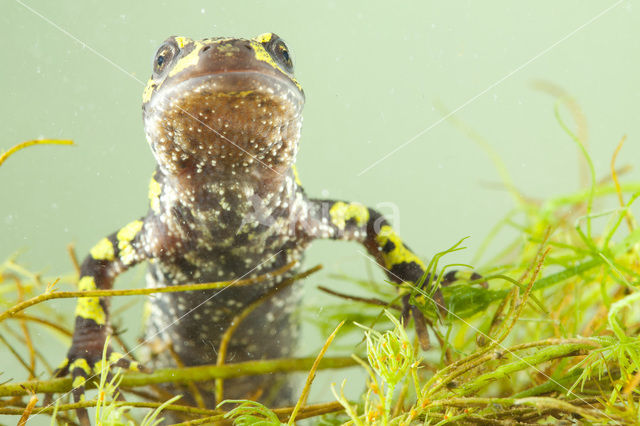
top-left (56, 33), bottom-right (469, 424)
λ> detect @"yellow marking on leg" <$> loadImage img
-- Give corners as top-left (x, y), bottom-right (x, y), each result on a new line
top-left (329, 201), bottom-right (369, 230)
top-left (90, 237), bottom-right (115, 261)
top-left (93, 352), bottom-right (139, 373)
top-left (109, 352), bottom-right (139, 371)
top-left (452, 270), bottom-right (476, 281)
top-left (376, 225), bottom-right (427, 271)
top-left (72, 375), bottom-right (87, 390)
top-left (117, 220), bottom-right (144, 265)
top-left (76, 275), bottom-right (106, 324)
top-left (78, 276), bottom-right (96, 291)
top-left (148, 175), bottom-right (162, 214)
top-left (56, 358), bottom-right (70, 372)
top-left (76, 296), bottom-right (106, 325)
top-left (109, 352), bottom-right (124, 364)
top-left (95, 357), bottom-right (114, 374)
top-left (70, 358), bottom-right (91, 376)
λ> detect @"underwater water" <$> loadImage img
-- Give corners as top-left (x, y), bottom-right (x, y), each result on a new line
top-left (2, 1), bottom-right (639, 424)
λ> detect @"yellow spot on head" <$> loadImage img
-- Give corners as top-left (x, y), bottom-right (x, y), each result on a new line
top-left (148, 175), bottom-right (162, 214)
top-left (90, 238), bottom-right (115, 261)
top-left (142, 78), bottom-right (155, 103)
top-left (249, 41), bottom-right (302, 91)
top-left (254, 33), bottom-right (274, 43)
top-left (329, 201), bottom-right (369, 230)
top-left (174, 36), bottom-right (190, 48)
top-left (168, 41), bottom-right (205, 78)
top-left (217, 43), bottom-right (240, 56)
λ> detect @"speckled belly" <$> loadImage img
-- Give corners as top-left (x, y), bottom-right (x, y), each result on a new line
top-left (143, 251), bottom-right (303, 407)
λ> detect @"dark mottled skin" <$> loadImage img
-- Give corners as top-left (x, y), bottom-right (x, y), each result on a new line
top-left (56, 33), bottom-right (456, 425)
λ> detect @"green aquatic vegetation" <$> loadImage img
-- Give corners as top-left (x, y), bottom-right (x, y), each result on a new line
top-left (2, 98), bottom-right (640, 426)
top-left (309, 99), bottom-right (640, 423)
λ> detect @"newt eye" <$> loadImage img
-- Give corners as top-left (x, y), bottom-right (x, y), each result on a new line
top-left (264, 35), bottom-right (294, 74)
top-left (153, 40), bottom-right (179, 77)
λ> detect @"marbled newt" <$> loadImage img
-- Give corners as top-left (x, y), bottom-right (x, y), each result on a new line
top-left (56, 33), bottom-right (476, 424)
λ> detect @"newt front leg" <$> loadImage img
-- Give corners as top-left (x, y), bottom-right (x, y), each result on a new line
top-left (301, 199), bottom-right (475, 349)
top-left (55, 220), bottom-right (148, 425)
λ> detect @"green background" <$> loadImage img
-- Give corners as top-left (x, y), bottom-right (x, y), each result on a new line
top-left (1, 1), bottom-right (639, 423)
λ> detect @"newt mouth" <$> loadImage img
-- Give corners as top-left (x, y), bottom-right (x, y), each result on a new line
top-left (144, 71), bottom-right (303, 127)
top-left (143, 72), bottom-right (304, 175)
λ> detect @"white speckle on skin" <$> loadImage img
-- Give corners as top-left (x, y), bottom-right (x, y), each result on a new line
top-left (139, 36), bottom-right (346, 401)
